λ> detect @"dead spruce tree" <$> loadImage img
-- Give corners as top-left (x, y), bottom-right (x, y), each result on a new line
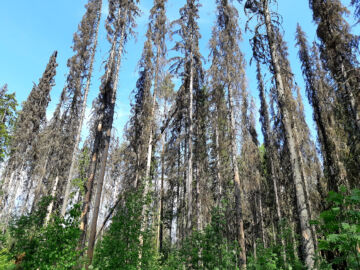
top-left (209, 0), bottom-right (247, 267)
top-left (60, 0), bottom-right (103, 216)
top-left (128, 25), bottom-right (155, 264)
top-left (244, 0), bottom-right (316, 267)
top-left (123, 0), bottom-right (168, 259)
top-left (296, 25), bottom-right (347, 193)
top-left (0, 51), bottom-right (58, 219)
top-left (29, 0), bottom-right (103, 218)
top-left (0, 85), bottom-right (17, 164)
top-left (80, 0), bottom-right (139, 265)
top-left (29, 90), bottom-right (66, 214)
top-left (256, 59), bottom-right (287, 263)
top-left (310, 0), bottom-right (360, 187)
top-left (171, 0), bottom-right (204, 236)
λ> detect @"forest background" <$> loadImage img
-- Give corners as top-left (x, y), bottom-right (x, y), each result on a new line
top-left (0, 0), bottom-right (359, 269)
top-left (4, 0), bottom-right (356, 139)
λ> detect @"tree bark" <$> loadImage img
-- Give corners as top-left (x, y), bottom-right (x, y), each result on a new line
top-left (44, 175), bottom-right (59, 225)
top-left (61, 5), bottom-right (102, 217)
top-left (227, 84), bottom-right (246, 268)
top-left (79, 4), bottom-right (123, 251)
top-left (87, 29), bottom-right (125, 265)
top-left (186, 50), bottom-right (194, 235)
top-left (156, 100), bottom-right (167, 252)
top-left (262, 1), bottom-right (316, 267)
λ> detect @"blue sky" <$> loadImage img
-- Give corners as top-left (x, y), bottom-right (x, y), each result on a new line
top-left (0, 0), bottom-right (358, 144)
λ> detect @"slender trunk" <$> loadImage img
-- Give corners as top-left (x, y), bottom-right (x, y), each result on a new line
top-left (182, 139), bottom-right (187, 243)
top-left (257, 59), bottom-right (287, 261)
top-left (296, 139), bottom-right (318, 250)
top-left (144, 43), bottom-right (161, 181)
top-left (79, 4), bottom-right (122, 248)
top-left (158, 158), bottom-right (164, 251)
top-left (272, 158), bottom-right (287, 264)
top-left (341, 62), bottom-right (360, 130)
top-left (175, 145), bottom-right (181, 245)
top-left (2, 169), bottom-right (20, 224)
top-left (228, 83), bottom-right (246, 268)
top-left (262, 1), bottom-right (315, 267)
top-left (186, 50), bottom-right (194, 235)
top-left (196, 166), bottom-right (201, 231)
top-left (0, 169), bottom-right (15, 215)
top-left (156, 100), bottom-right (167, 252)
top-left (140, 43), bottom-right (162, 257)
top-left (44, 175), bottom-right (59, 225)
top-left (215, 123), bottom-right (222, 205)
top-left (291, 218), bottom-right (299, 259)
top-left (271, 219), bottom-right (276, 243)
top-left (31, 152), bottom-right (51, 212)
top-left (87, 30), bottom-right (124, 265)
top-left (61, 8), bottom-right (101, 217)
top-left (258, 191), bottom-right (266, 248)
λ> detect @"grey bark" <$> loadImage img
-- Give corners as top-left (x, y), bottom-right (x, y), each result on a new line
top-left (262, 0), bottom-right (315, 267)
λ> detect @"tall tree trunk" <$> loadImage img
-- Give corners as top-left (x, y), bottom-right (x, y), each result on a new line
top-left (262, 1), bottom-right (315, 267)
top-left (87, 30), bottom-right (125, 265)
top-left (228, 83), bottom-right (246, 268)
top-left (0, 168), bottom-right (16, 212)
top-left (156, 100), bottom-right (167, 252)
top-left (79, 5), bottom-right (123, 250)
top-left (258, 190), bottom-right (266, 248)
top-left (215, 123), bottom-right (222, 206)
top-left (140, 42), bottom-right (162, 256)
top-left (257, 60), bottom-right (287, 263)
top-left (145, 43), bottom-right (161, 181)
top-left (61, 8), bottom-right (101, 217)
top-left (186, 50), bottom-right (194, 235)
top-left (44, 175), bottom-right (59, 225)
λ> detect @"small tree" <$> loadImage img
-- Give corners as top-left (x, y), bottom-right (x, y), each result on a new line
top-left (0, 85), bottom-right (17, 163)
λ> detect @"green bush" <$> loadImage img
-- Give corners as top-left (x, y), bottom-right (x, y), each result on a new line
top-left (314, 187), bottom-right (360, 269)
top-left (0, 248), bottom-right (15, 270)
top-left (163, 206), bottom-right (239, 269)
top-left (8, 197), bottom-right (82, 269)
top-left (93, 189), bottom-right (160, 270)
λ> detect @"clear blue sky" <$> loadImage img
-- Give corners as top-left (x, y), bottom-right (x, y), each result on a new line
top-left (0, 0), bottom-right (358, 143)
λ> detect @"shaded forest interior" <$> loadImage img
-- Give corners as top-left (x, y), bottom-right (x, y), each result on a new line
top-left (0, 0), bottom-right (360, 269)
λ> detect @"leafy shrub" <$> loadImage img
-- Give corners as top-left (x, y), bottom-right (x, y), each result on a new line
top-left (314, 187), bottom-right (360, 269)
top-left (8, 197), bottom-right (82, 269)
top-left (93, 189), bottom-right (160, 270)
top-left (0, 248), bottom-right (15, 270)
top-left (163, 207), bottom-right (239, 269)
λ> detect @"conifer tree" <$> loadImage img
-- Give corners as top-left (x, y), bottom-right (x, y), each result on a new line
top-left (60, 0), bottom-right (103, 216)
top-left (240, 95), bottom-right (266, 251)
top-left (143, 0), bottom-right (167, 186)
top-left (296, 25), bottom-right (347, 192)
top-left (8, 51), bottom-right (58, 170)
top-left (209, 0), bottom-right (247, 266)
top-left (256, 60), bottom-right (288, 263)
top-left (244, 0), bottom-right (316, 267)
top-left (0, 85), bottom-right (17, 163)
top-left (162, 84), bottom-right (187, 244)
top-left (80, 0), bottom-right (139, 265)
top-left (310, 0), bottom-right (360, 186)
top-left (126, 24), bottom-right (155, 265)
top-left (122, 0), bottom-right (168, 259)
top-left (26, 0), bottom-right (102, 218)
top-left (29, 90), bottom-right (66, 212)
top-left (155, 74), bottom-right (175, 251)
top-left (0, 51), bottom-right (58, 218)
top-left (171, 0), bottom-right (204, 235)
